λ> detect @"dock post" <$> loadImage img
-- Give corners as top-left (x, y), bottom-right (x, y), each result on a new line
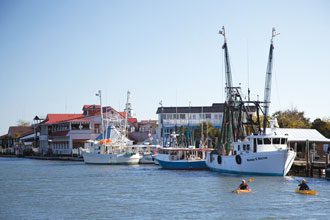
top-left (306, 140), bottom-right (310, 177)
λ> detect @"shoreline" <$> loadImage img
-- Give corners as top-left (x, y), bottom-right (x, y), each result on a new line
top-left (0, 154), bottom-right (83, 161)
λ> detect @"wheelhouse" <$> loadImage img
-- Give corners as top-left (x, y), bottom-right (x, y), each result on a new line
top-left (233, 135), bottom-right (289, 155)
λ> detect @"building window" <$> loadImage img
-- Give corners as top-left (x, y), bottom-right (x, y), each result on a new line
top-left (205, 114), bottom-right (211, 119)
top-left (180, 114), bottom-right (185, 119)
top-left (192, 114), bottom-right (196, 120)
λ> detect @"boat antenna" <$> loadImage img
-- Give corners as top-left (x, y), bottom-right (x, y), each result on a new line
top-left (263, 27), bottom-right (279, 134)
top-left (246, 39), bottom-right (251, 102)
top-left (96, 90), bottom-right (104, 145)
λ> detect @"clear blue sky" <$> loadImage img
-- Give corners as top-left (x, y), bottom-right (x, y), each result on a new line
top-left (1, 0), bottom-right (329, 134)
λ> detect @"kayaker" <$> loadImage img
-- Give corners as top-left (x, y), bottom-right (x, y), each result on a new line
top-left (238, 179), bottom-right (250, 190)
top-left (298, 179), bottom-right (310, 191)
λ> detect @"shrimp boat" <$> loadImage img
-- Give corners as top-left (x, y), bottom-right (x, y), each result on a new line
top-left (206, 27), bottom-right (296, 176)
top-left (81, 90), bottom-right (141, 165)
top-left (156, 147), bottom-right (213, 170)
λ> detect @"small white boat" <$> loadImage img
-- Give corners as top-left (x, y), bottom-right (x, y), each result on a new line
top-left (134, 144), bottom-right (160, 164)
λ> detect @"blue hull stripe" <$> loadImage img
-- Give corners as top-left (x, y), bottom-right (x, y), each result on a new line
top-left (209, 167), bottom-right (284, 176)
top-left (157, 160), bottom-right (208, 170)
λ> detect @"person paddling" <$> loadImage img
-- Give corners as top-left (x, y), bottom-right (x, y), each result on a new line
top-left (237, 179), bottom-right (250, 190)
top-left (298, 179), bottom-right (310, 191)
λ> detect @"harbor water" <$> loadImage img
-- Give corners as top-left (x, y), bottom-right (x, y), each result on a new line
top-left (0, 157), bottom-right (329, 219)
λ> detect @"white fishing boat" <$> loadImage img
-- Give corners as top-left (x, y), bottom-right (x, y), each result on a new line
top-left (206, 27), bottom-right (296, 176)
top-left (82, 90), bottom-right (141, 165)
top-left (206, 132), bottom-right (296, 176)
top-left (82, 139), bottom-right (141, 165)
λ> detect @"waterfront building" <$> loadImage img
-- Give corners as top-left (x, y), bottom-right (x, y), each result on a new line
top-left (38, 104), bottom-right (138, 156)
top-left (156, 103), bottom-right (224, 146)
top-left (156, 102), bottom-right (258, 147)
top-left (128, 120), bottom-right (158, 144)
top-left (0, 126), bottom-right (33, 154)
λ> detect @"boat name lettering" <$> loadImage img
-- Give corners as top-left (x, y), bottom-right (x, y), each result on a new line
top-left (247, 156), bottom-right (268, 162)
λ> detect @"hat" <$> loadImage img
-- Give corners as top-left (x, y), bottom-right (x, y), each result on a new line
top-left (242, 179), bottom-right (246, 183)
top-left (301, 179), bottom-right (306, 183)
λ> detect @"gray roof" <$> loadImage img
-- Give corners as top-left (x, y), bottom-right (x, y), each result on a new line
top-left (156, 103), bottom-right (224, 114)
top-left (266, 128), bottom-right (330, 143)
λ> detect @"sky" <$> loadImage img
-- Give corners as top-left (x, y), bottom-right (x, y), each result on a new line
top-left (0, 0), bottom-right (330, 134)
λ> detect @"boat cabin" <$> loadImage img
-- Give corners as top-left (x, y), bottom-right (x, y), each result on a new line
top-left (158, 148), bottom-right (212, 161)
top-left (233, 134), bottom-right (289, 155)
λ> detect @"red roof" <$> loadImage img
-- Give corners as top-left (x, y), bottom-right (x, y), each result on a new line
top-left (68, 117), bottom-right (91, 123)
top-left (83, 105), bottom-right (100, 110)
top-left (43, 114), bottom-right (84, 124)
top-left (119, 112), bottom-right (137, 123)
top-left (128, 118), bottom-right (137, 123)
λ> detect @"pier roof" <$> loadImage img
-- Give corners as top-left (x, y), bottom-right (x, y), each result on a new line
top-left (266, 128), bottom-right (330, 143)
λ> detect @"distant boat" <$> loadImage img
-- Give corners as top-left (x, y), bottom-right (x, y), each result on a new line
top-left (81, 126), bottom-right (141, 165)
top-left (155, 147), bottom-right (212, 170)
top-left (81, 90), bottom-right (141, 165)
top-left (134, 144), bottom-right (161, 164)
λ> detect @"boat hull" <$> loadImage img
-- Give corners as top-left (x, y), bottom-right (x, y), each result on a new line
top-left (156, 159), bottom-right (208, 170)
top-left (139, 154), bottom-right (155, 164)
top-left (206, 150), bottom-right (296, 176)
top-left (233, 189), bottom-right (252, 194)
top-left (295, 189), bottom-right (318, 195)
top-left (82, 152), bottom-right (141, 165)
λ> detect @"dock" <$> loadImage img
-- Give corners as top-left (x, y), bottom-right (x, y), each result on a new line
top-left (291, 154), bottom-right (329, 178)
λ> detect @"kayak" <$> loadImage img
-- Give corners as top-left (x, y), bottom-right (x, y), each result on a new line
top-left (295, 188), bottom-right (318, 195)
top-left (233, 188), bottom-right (252, 194)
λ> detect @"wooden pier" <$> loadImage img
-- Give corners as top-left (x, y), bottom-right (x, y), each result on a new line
top-left (291, 154), bottom-right (329, 178)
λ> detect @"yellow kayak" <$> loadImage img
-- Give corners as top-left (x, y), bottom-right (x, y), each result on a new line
top-left (295, 188), bottom-right (318, 195)
top-left (233, 188), bottom-right (252, 194)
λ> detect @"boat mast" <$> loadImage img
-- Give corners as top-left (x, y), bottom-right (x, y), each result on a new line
top-left (96, 90), bottom-right (104, 145)
top-left (219, 27), bottom-right (235, 154)
top-left (124, 90), bottom-right (130, 139)
top-left (219, 26), bottom-right (233, 100)
top-left (263, 28), bottom-right (279, 134)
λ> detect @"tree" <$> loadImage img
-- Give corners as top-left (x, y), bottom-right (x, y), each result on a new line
top-left (311, 118), bottom-right (330, 138)
top-left (272, 108), bottom-right (311, 128)
top-left (16, 119), bottom-right (31, 126)
top-left (193, 122), bottom-right (220, 147)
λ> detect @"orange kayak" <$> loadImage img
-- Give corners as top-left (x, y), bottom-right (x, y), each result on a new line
top-left (295, 188), bottom-right (318, 195)
top-left (233, 188), bottom-right (252, 194)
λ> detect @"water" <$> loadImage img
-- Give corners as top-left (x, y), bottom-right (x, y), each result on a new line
top-left (0, 157), bottom-right (329, 220)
